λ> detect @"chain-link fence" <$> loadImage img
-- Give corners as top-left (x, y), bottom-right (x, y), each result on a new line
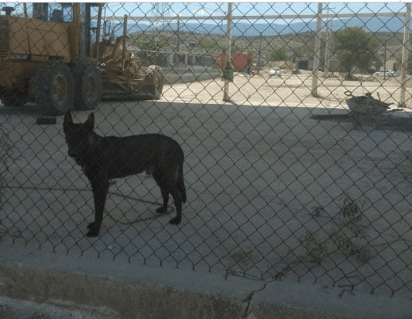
top-left (0, 2), bottom-right (412, 299)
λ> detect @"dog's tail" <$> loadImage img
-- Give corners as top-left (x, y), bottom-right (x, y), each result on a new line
top-left (180, 181), bottom-right (187, 203)
top-left (179, 161), bottom-right (187, 203)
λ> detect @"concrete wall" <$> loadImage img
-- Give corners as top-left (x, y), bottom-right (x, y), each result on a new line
top-left (0, 244), bottom-right (410, 319)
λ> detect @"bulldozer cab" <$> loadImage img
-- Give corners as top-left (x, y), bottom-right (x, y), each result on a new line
top-left (31, 3), bottom-right (73, 23)
top-left (1, 3), bottom-right (72, 22)
top-left (30, 3), bottom-right (101, 59)
top-left (0, 3), bottom-right (102, 65)
top-left (0, 3), bottom-right (163, 114)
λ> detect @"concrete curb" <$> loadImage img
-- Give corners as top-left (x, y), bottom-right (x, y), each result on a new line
top-left (0, 244), bottom-right (410, 319)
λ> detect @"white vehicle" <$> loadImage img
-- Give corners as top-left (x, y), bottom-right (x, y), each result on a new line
top-left (374, 69), bottom-right (395, 77)
top-left (269, 68), bottom-right (282, 77)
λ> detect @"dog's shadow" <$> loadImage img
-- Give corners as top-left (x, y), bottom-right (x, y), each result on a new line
top-left (0, 103), bottom-right (54, 117)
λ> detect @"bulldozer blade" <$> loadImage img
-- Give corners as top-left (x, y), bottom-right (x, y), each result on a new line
top-left (100, 81), bottom-right (157, 101)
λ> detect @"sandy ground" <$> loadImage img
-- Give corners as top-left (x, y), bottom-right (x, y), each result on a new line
top-left (0, 72), bottom-right (411, 299)
top-left (162, 69), bottom-right (412, 110)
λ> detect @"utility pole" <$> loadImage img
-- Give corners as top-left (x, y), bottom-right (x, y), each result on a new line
top-left (384, 45), bottom-right (387, 80)
top-left (257, 33), bottom-right (262, 75)
top-left (324, 4), bottom-right (334, 73)
top-left (176, 14), bottom-right (180, 53)
top-left (223, 3), bottom-right (233, 102)
top-left (399, 3), bottom-right (411, 108)
top-left (311, 3), bottom-right (323, 97)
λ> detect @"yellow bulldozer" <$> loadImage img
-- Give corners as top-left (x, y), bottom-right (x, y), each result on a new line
top-left (0, 3), bottom-right (163, 115)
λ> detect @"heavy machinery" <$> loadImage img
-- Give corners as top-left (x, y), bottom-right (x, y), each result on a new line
top-left (0, 3), bottom-right (163, 115)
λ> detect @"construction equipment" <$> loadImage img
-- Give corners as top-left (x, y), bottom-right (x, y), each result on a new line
top-left (0, 3), bottom-right (163, 115)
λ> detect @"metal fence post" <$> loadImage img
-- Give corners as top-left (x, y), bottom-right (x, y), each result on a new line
top-left (399, 3), bottom-right (411, 108)
top-left (324, 4), bottom-right (334, 73)
top-left (311, 3), bottom-right (323, 97)
top-left (223, 2), bottom-right (233, 102)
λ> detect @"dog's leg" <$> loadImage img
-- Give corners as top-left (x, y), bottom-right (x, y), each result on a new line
top-left (156, 166), bottom-right (183, 225)
top-left (152, 170), bottom-right (169, 214)
top-left (169, 187), bottom-right (182, 225)
top-left (87, 179), bottom-right (109, 237)
top-left (168, 165), bottom-right (184, 224)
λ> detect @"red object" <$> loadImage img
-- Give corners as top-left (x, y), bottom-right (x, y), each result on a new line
top-left (232, 52), bottom-right (253, 71)
top-left (214, 51), bottom-right (253, 71)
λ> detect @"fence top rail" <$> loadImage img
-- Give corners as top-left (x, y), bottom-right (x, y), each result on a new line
top-left (103, 11), bottom-right (407, 22)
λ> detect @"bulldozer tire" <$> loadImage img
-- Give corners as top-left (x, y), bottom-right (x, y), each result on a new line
top-left (33, 60), bottom-right (74, 115)
top-left (73, 64), bottom-right (102, 110)
top-left (146, 65), bottom-right (164, 100)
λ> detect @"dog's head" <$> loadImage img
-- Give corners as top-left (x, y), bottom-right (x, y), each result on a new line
top-left (63, 111), bottom-right (95, 160)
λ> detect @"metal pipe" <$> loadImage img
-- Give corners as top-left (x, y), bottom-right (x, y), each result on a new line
top-left (122, 14), bottom-right (128, 69)
top-left (103, 11), bottom-right (406, 23)
top-left (399, 3), bottom-right (411, 108)
top-left (73, 4), bottom-right (83, 58)
top-left (223, 3), bottom-right (233, 102)
top-left (257, 34), bottom-right (262, 75)
top-left (177, 15), bottom-right (180, 52)
top-left (324, 4), bottom-right (334, 73)
top-left (311, 3), bottom-right (323, 97)
top-left (95, 4), bottom-right (103, 60)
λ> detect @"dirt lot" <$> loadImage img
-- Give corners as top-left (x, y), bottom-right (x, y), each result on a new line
top-left (0, 72), bottom-right (411, 299)
top-left (163, 69), bottom-right (412, 110)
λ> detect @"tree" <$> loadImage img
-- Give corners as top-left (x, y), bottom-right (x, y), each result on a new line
top-left (270, 48), bottom-right (289, 61)
top-left (332, 27), bottom-right (380, 79)
top-left (291, 49), bottom-right (302, 63)
top-left (198, 39), bottom-right (221, 52)
top-left (199, 39), bottom-right (240, 53)
top-left (135, 37), bottom-right (169, 66)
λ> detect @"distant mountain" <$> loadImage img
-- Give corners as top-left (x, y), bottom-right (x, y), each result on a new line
top-left (118, 16), bottom-right (407, 37)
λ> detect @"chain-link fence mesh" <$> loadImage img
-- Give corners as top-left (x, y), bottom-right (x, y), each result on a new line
top-left (0, 2), bottom-right (411, 299)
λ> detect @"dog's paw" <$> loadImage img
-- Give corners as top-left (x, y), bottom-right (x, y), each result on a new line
top-left (156, 206), bottom-right (168, 214)
top-left (86, 222), bottom-right (100, 237)
top-left (169, 217), bottom-right (181, 225)
top-left (86, 230), bottom-right (99, 237)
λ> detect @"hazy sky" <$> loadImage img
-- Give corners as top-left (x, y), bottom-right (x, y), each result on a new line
top-left (110, 2), bottom-right (408, 19)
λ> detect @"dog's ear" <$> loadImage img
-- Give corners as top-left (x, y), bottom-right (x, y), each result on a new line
top-left (63, 111), bottom-right (73, 128)
top-left (85, 112), bottom-right (95, 132)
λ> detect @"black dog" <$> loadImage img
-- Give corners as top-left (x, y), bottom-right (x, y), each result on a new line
top-left (63, 111), bottom-right (187, 237)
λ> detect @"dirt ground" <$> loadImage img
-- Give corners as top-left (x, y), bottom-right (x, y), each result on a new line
top-left (0, 72), bottom-right (411, 300)
top-left (162, 69), bottom-right (412, 110)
